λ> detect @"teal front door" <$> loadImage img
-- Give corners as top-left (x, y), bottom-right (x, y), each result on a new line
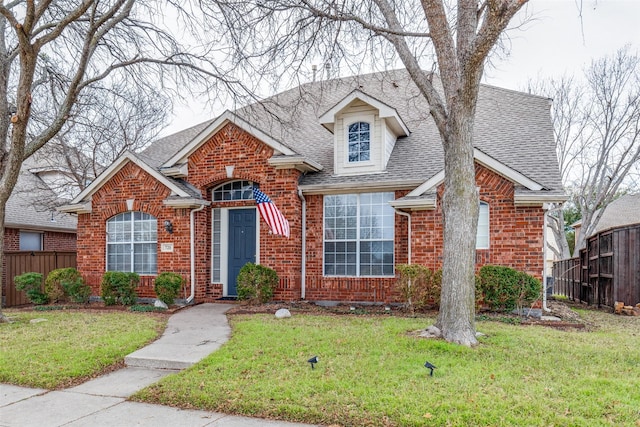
top-left (227, 208), bottom-right (256, 296)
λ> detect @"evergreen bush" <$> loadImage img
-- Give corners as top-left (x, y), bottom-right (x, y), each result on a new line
top-left (14, 272), bottom-right (48, 305)
top-left (395, 264), bottom-right (442, 312)
top-left (236, 263), bottom-right (278, 304)
top-left (476, 265), bottom-right (541, 312)
top-left (154, 272), bottom-right (183, 306)
top-left (100, 272), bottom-right (139, 306)
top-left (45, 268), bottom-right (90, 304)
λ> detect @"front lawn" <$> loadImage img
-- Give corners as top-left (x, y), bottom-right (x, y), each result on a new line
top-left (0, 310), bottom-right (166, 389)
top-left (133, 310), bottom-right (640, 427)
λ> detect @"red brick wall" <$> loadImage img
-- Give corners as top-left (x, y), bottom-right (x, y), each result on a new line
top-left (186, 123), bottom-right (303, 302)
top-left (302, 163), bottom-right (544, 303)
top-left (76, 161), bottom-right (192, 300)
top-left (76, 123), bottom-right (304, 302)
top-left (4, 228), bottom-right (76, 251)
top-left (75, 124), bottom-right (544, 304)
top-left (410, 164), bottom-right (544, 278)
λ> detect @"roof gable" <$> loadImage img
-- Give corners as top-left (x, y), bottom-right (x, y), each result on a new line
top-left (318, 90), bottom-right (409, 136)
top-left (407, 148), bottom-right (544, 197)
top-left (162, 110), bottom-right (297, 168)
top-left (63, 152), bottom-right (193, 208)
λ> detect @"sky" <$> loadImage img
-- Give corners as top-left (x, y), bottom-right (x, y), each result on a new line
top-left (162, 0), bottom-right (640, 136)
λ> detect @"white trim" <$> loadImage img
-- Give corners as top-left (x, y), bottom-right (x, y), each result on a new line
top-left (407, 171), bottom-right (445, 197)
top-left (162, 110), bottom-right (297, 168)
top-left (318, 90), bottom-right (410, 136)
top-left (214, 207), bottom-right (260, 297)
top-left (163, 198), bottom-right (211, 209)
top-left (57, 201), bottom-right (92, 214)
top-left (161, 163), bottom-right (188, 178)
top-left (473, 149), bottom-right (543, 191)
top-left (299, 179), bottom-right (422, 195)
top-left (514, 194), bottom-right (569, 206)
top-left (268, 155), bottom-right (323, 172)
top-left (67, 151), bottom-right (192, 206)
top-left (407, 150), bottom-right (545, 198)
top-left (388, 197), bottom-right (436, 211)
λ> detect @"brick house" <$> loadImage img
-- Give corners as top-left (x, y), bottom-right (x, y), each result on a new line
top-left (60, 70), bottom-right (566, 304)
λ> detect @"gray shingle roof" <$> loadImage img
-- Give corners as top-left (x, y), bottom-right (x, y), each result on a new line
top-left (6, 152), bottom-right (77, 232)
top-left (590, 194), bottom-right (640, 235)
top-left (140, 69), bottom-right (564, 194)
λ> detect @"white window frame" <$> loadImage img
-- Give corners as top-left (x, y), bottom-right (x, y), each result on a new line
top-left (343, 114), bottom-right (375, 168)
top-left (106, 211), bottom-right (157, 275)
top-left (210, 207), bottom-right (260, 297)
top-left (476, 202), bottom-right (490, 249)
top-left (323, 192), bottom-right (395, 277)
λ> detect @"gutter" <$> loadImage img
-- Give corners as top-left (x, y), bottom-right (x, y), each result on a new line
top-left (297, 189), bottom-right (307, 299)
top-left (187, 203), bottom-right (207, 303)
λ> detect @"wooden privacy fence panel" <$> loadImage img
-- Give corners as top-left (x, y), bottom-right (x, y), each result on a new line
top-left (552, 257), bottom-right (582, 302)
top-left (553, 223), bottom-right (640, 308)
top-left (3, 251), bottom-right (77, 307)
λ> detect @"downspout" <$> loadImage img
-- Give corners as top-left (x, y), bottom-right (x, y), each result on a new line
top-left (394, 207), bottom-right (412, 308)
top-left (187, 203), bottom-right (206, 304)
top-left (297, 189), bottom-right (306, 299)
top-left (393, 208), bottom-right (411, 264)
top-left (542, 203), bottom-right (563, 313)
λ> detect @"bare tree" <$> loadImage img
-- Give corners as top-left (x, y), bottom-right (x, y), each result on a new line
top-left (0, 0), bottom-right (246, 322)
top-left (532, 47), bottom-right (640, 258)
top-left (206, 0), bottom-right (532, 346)
top-left (27, 83), bottom-right (171, 207)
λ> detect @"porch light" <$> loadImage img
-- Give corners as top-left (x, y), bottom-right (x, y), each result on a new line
top-left (164, 219), bottom-right (174, 234)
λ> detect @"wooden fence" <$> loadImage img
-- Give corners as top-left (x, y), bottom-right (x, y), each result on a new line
top-left (3, 251), bottom-right (77, 307)
top-left (553, 223), bottom-right (640, 308)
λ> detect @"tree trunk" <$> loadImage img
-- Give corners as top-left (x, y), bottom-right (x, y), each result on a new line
top-left (435, 106), bottom-right (479, 346)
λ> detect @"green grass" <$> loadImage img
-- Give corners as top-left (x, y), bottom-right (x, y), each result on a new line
top-left (133, 310), bottom-right (640, 427)
top-left (0, 310), bottom-right (166, 389)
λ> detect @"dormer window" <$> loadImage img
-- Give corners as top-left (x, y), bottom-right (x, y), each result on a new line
top-left (348, 122), bottom-right (370, 163)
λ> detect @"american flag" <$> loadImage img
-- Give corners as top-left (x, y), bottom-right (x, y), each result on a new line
top-left (253, 187), bottom-right (290, 238)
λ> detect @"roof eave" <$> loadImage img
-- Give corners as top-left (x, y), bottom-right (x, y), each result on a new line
top-left (514, 194), bottom-right (569, 207)
top-left (161, 163), bottom-right (188, 179)
top-left (389, 198), bottom-right (436, 211)
top-left (299, 179), bottom-right (422, 195)
top-left (163, 198), bottom-right (211, 209)
top-left (268, 155), bottom-right (323, 173)
top-left (57, 201), bottom-right (92, 214)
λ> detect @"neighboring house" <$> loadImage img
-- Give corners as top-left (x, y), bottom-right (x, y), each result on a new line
top-left (572, 194), bottom-right (640, 247)
top-left (5, 150), bottom-right (78, 252)
top-left (60, 70), bottom-right (566, 304)
top-left (2, 148), bottom-right (79, 305)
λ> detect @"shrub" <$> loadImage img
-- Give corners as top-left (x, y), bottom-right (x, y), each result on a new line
top-left (45, 268), bottom-right (90, 304)
top-left (154, 272), bottom-right (184, 306)
top-left (236, 263), bottom-right (278, 304)
top-left (100, 272), bottom-right (139, 306)
top-left (476, 265), bottom-right (541, 312)
top-left (395, 264), bottom-right (442, 313)
top-left (14, 272), bottom-right (49, 305)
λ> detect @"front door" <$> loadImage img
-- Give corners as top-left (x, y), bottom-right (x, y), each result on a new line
top-left (227, 208), bottom-right (256, 296)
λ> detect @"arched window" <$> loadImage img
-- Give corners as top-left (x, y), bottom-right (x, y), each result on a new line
top-left (212, 180), bottom-right (255, 201)
top-left (476, 202), bottom-right (489, 249)
top-left (348, 122), bottom-right (370, 162)
top-left (106, 212), bottom-right (157, 275)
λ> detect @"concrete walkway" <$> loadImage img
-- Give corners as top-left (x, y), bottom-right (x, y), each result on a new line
top-left (0, 303), bottom-right (319, 427)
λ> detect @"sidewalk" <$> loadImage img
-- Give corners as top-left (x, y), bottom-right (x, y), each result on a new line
top-left (0, 303), bottom-right (319, 427)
